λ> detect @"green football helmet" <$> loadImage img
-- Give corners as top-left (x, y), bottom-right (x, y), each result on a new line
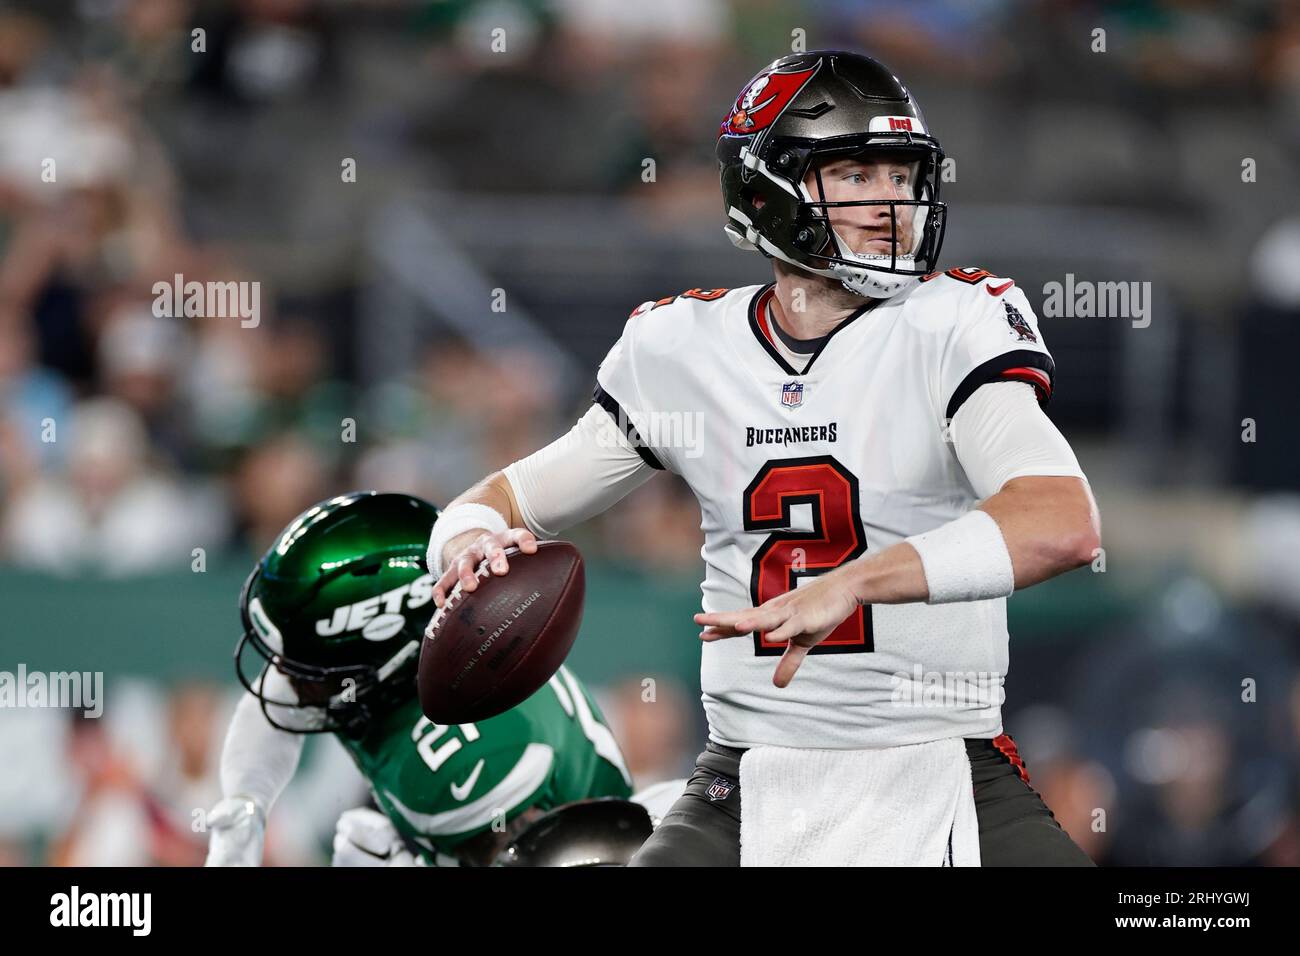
top-left (236, 491), bottom-right (439, 738)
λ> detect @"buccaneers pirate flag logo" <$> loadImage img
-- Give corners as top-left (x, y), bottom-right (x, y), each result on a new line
top-left (720, 64), bottom-right (819, 136)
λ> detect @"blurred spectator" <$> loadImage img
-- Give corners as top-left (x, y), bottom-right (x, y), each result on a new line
top-left (47, 683), bottom-right (220, 867)
top-left (154, 682), bottom-right (222, 855)
top-left (1011, 704), bottom-right (1117, 863)
top-left (606, 41), bottom-right (725, 224)
top-left (1103, 0), bottom-right (1258, 93)
top-left (825, 0), bottom-right (1015, 80)
top-left (601, 676), bottom-right (693, 786)
top-left (231, 429), bottom-right (331, 553)
top-left (188, 0), bottom-right (341, 108)
top-left (602, 478), bottom-right (703, 572)
top-left (1072, 579), bottom-right (1296, 866)
top-left (1, 397), bottom-right (219, 574)
top-left (99, 302), bottom-right (194, 470)
top-left (0, 302), bottom-right (72, 475)
top-left (360, 341), bottom-right (568, 503)
top-left (1235, 218), bottom-right (1300, 491)
top-left (49, 715), bottom-right (152, 867)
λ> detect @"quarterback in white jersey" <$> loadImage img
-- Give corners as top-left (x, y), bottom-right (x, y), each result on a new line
top-left (592, 273), bottom-right (1066, 751)
top-left (425, 50), bottom-right (1100, 866)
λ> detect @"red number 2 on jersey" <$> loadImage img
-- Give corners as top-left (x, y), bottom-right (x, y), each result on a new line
top-left (742, 456), bottom-right (873, 656)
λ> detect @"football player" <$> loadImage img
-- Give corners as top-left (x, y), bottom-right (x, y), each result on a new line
top-left (426, 51), bottom-right (1100, 865)
top-left (204, 491), bottom-right (634, 867)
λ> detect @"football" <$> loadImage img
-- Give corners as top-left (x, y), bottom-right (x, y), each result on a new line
top-left (418, 539), bottom-right (586, 723)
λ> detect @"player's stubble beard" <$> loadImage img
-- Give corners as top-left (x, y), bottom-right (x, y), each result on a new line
top-left (771, 258), bottom-right (881, 340)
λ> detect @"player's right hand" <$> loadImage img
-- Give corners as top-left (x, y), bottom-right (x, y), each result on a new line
top-left (204, 794), bottom-right (266, 867)
top-left (332, 807), bottom-right (420, 867)
top-left (432, 527), bottom-right (538, 609)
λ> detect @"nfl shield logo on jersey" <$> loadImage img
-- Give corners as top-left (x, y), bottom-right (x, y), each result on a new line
top-left (707, 776), bottom-right (735, 802)
top-left (781, 381), bottom-right (804, 408)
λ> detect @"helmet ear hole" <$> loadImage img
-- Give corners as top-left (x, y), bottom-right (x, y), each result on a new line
top-left (794, 220), bottom-right (833, 257)
top-left (794, 224), bottom-right (819, 251)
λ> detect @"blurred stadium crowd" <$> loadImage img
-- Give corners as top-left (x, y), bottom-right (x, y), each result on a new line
top-left (2, 0), bottom-right (1300, 865)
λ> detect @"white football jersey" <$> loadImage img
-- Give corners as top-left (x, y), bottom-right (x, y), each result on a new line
top-left (595, 271), bottom-right (1065, 750)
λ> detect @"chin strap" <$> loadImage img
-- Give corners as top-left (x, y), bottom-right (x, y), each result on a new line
top-left (834, 266), bottom-right (921, 300)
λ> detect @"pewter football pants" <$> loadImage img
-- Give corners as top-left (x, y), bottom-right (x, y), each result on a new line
top-left (627, 736), bottom-right (1095, 867)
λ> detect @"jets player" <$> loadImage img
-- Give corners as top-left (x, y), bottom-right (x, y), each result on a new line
top-left (204, 491), bottom-right (633, 867)
top-left (425, 51), bottom-right (1100, 865)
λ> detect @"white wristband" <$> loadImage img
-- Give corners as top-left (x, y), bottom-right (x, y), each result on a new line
top-left (426, 503), bottom-right (508, 577)
top-left (905, 510), bottom-right (1014, 604)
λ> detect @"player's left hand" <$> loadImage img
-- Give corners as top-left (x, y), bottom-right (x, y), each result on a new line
top-left (694, 568), bottom-right (860, 688)
top-left (204, 794), bottom-right (266, 867)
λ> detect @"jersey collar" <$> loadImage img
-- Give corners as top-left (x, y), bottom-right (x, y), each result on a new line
top-left (746, 283), bottom-right (877, 377)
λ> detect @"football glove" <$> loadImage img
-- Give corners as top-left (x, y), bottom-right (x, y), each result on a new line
top-left (204, 794), bottom-right (266, 867)
top-left (332, 807), bottom-right (422, 867)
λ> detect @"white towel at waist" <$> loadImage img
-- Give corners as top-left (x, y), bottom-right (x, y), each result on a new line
top-left (738, 737), bottom-right (980, 866)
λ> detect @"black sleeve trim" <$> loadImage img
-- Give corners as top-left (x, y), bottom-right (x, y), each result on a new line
top-left (944, 350), bottom-right (1055, 422)
top-left (592, 383), bottom-right (665, 471)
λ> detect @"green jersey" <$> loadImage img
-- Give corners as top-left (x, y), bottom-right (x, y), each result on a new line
top-left (338, 665), bottom-right (632, 862)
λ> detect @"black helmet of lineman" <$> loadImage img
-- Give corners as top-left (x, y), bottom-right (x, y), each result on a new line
top-left (716, 50), bottom-right (947, 299)
top-left (494, 799), bottom-right (654, 867)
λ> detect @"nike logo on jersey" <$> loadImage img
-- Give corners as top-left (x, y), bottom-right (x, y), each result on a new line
top-left (450, 759), bottom-right (485, 801)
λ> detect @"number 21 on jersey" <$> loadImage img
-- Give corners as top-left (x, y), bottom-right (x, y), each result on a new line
top-left (742, 455), bottom-right (873, 656)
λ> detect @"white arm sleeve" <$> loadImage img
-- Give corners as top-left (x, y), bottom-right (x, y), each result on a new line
top-left (503, 403), bottom-right (657, 539)
top-left (218, 669), bottom-right (306, 813)
top-left (951, 381), bottom-right (1087, 500)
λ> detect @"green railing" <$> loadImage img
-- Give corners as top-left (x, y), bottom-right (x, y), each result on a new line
top-left (0, 563), bottom-right (1135, 689)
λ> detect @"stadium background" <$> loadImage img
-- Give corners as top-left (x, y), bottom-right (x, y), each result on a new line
top-left (1, 0), bottom-right (1298, 866)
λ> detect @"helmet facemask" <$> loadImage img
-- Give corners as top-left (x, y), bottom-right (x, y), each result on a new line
top-left (728, 140), bottom-right (947, 299)
top-left (234, 565), bottom-right (420, 739)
